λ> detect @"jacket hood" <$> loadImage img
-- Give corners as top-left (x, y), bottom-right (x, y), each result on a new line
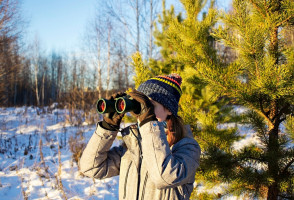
top-left (184, 125), bottom-right (194, 139)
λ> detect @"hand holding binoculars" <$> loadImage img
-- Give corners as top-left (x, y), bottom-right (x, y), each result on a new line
top-left (96, 95), bottom-right (141, 114)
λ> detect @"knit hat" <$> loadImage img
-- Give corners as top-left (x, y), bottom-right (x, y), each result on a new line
top-left (137, 74), bottom-right (182, 116)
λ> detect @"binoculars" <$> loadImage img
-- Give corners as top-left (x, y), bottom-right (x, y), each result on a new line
top-left (96, 95), bottom-right (141, 114)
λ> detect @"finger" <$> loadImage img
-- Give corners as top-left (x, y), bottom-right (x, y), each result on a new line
top-left (112, 92), bottom-right (121, 98)
top-left (109, 94), bottom-right (116, 100)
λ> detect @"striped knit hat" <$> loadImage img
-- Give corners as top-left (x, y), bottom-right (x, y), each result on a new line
top-left (137, 74), bottom-right (182, 116)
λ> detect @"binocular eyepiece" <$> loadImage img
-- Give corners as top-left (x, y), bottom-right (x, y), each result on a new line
top-left (96, 96), bottom-right (141, 114)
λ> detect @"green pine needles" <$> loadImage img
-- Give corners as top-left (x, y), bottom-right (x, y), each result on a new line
top-left (131, 0), bottom-right (294, 199)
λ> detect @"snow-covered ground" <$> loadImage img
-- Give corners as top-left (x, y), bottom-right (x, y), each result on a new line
top-left (0, 105), bottom-right (260, 199)
top-left (0, 106), bottom-right (122, 200)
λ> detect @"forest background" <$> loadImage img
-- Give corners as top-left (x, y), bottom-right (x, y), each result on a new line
top-left (0, 0), bottom-right (294, 199)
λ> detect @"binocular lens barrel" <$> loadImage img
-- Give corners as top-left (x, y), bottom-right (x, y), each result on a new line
top-left (96, 96), bottom-right (141, 114)
top-left (115, 97), bottom-right (141, 114)
top-left (96, 98), bottom-right (116, 114)
top-left (97, 100), bottom-right (106, 113)
top-left (116, 98), bottom-right (126, 113)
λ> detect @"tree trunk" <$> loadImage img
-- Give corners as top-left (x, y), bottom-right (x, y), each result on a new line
top-left (267, 102), bottom-right (280, 200)
top-left (267, 183), bottom-right (279, 200)
top-left (269, 27), bottom-right (279, 65)
top-left (41, 72), bottom-right (45, 107)
top-left (57, 60), bottom-right (62, 102)
top-left (124, 61), bottom-right (129, 89)
top-left (149, 0), bottom-right (153, 59)
top-left (51, 61), bottom-right (55, 102)
top-left (97, 35), bottom-right (102, 99)
top-left (136, 0), bottom-right (140, 52)
top-left (267, 127), bottom-right (280, 200)
top-left (267, 2), bottom-right (281, 197)
top-left (106, 23), bottom-right (111, 98)
top-left (13, 70), bottom-right (17, 105)
top-left (34, 63), bottom-right (39, 106)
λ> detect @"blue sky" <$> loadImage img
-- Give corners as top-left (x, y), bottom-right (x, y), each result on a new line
top-left (21, 0), bottom-right (232, 53)
top-left (22, 0), bottom-right (97, 52)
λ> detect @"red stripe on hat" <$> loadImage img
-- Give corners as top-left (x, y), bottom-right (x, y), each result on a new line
top-left (157, 75), bottom-right (181, 88)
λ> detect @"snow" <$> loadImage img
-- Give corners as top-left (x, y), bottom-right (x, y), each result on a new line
top-left (0, 106), bottom-right (271, 199)
top-left (0, 106), bottom-right (120, 200)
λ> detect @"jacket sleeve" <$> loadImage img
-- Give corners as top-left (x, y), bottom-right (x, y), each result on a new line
top-left (140, 121), bottom-right (201, 189)
top-left (79, 122), bottom-right (123, 179)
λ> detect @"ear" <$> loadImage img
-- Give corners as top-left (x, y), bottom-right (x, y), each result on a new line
top-left (165, 108), bottom-right (172, 116)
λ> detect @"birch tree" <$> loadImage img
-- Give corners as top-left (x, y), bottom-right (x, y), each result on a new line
top-left (31, 36), bottom-right (41, 106)
top-left (106, 20), bottom-right (112, 98)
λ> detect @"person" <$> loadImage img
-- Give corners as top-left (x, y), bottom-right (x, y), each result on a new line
top-left (79, 74), bottom-right (201, 200)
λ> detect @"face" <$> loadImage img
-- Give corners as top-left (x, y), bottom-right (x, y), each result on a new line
top-left (150, 99), bottom-right (172, 122)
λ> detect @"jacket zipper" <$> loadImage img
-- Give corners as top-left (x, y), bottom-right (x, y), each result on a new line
top-left (141, 173), bottom-right (148, 200)
top-left (123, 161), bottom-right (132, 199)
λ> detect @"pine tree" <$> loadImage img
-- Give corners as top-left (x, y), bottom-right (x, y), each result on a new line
top-left (149, 0), bottom-right (185, 75)
top-left (131, 52), bottom-right (152, 88)
top-left (133, 0), bottom-right (243, 198)
top-left (165, 0), bottom-right (294, 199)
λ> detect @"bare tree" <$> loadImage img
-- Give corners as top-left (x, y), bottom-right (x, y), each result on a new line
top-left (88, 15), bottom-right (105, 98)
top-left (40, 57), bottom-right (47, 107)
top-left (123, 32), bottom-right (129, 89)
top-left (12, 43), bottom-right (22, 105)
top-left (95, 19), bottom-right (103, 98)
top-left (135, 0), bottom-right (140, 52)
top-left (19, 58), bottom-right (32, 105)
top-left (56, 55), bottom-right (63, 101)
top-left (149, 0), bottom-right (153, 59)
top-left (0, 0), bottom-right (24, 106)
top-left (31, 36), bottom-right (41, 106)
top-left (106, 20), bottom-right (112, 98)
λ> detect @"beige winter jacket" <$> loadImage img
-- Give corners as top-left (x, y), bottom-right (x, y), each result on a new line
top-left (79, 121), bottom-right (201, 200)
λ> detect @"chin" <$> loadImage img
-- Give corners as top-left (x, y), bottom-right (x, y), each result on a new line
top-left (157, 118), bottom-right (164, 122)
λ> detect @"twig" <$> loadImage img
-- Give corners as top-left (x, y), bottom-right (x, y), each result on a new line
top-left (248, 0), bottom-right (266, 18)
top-left (281, 158), bottom-right (294, 176)
top-left (16, 159), bottom-right (29, 200)
top-left (55, 139), bottom-right (68, 200)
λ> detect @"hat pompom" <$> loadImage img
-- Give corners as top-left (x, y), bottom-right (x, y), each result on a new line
top-left (167, 74), bottom-right (182, 87)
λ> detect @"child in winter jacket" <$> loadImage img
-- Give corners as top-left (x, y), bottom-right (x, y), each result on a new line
top-left (79, 74), bottom-right (201, 200)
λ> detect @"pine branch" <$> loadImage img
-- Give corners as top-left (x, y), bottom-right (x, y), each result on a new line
top-left (277, 195), bottom-right (293, 200)
top-left (246, 103), bottom-right (272, 128)
top-left (276, 15), bottom-right (294, 28)
top-left (195, 65), bottom-right (273, 129)
top-left (272, 103), bottom-right (290, 124)
top-left (248, 0), bottom-right (266, 19)
top-left (259, 96), bottom-right (269, 119)
top-left (239, 155), bottom-right (265, 163)
top-left (195, 67), bottom-right (234, 93)
top-left (263, 0), bottom-right (269, 12)
top-left (281, 158), bottom-right (294, 176)
top-left (280, 117), bottom-right (287, 123)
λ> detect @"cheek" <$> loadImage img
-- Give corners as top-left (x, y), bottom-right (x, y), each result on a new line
top-left (154, 106), bottom-right (168, 122)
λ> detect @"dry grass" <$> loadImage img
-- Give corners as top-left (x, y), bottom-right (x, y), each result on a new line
top-left (69, 129), bottom-right (86, 169)
top-left (16, 159), bottom-right (29, 200)
top-left (0, 105), bottom-right (104, 199)
top-left (55, 139), bottom-right (68, 200)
